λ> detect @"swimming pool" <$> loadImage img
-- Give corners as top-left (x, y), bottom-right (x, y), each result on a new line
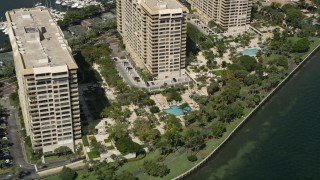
top-left (241, 48), bottom-right (259, 56)
top-left (163, 105), bottom-right (192, 116)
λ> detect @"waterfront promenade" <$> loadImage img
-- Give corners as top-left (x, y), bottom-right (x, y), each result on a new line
top-left (174, 43), bottom-right (320, 179)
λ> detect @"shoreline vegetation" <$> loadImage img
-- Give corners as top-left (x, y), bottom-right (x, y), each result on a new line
top-left (174, 43), bottom-right (320, 179)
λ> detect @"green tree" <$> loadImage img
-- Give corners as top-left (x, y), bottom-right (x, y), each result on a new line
top-left (222, 78), bottom-right (241, 104)
top-left (238, 55), bottom-right (257, 72)
top-left (212, 122), bottom-right (226, 139)
top-left (158, 130), bottom-right (183, 155)
top-left (59, 166), bottom-right (77, 180)
top-left (133, 118), bottom-right (160, 142)
top-left (292, 38), bottom-right (310, 53)
top-left (184, 128), bottom-right (205, 153)
top-left (115, 136), bottom-right (142, 154)
top-left (143, 160), bottom-right (170, 177)
top-left (164, 115), bottom-right (182, 132)
top-left (184, 110), bottom-right (199, 125)
top-left (207, 81), bottom-right (220, 95)
top-left (54, 146), bottom-right (72, 156)
top-left (284, 8), bottom-right (303, 28)
top-left (108, 122), bottom-right (129, 141)
top-left (187, 155), bottom-right (198, 162)
top-left (150, 106), bottom-right (160, 113)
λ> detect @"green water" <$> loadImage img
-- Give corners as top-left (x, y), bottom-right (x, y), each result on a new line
top-left (187, 48), bottom-right (320, 180)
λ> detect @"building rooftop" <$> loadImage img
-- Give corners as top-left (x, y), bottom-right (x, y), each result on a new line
top-left (142, 0), bottom-right (186, 12)
top-left (6, 8), bottom-right (77, 70)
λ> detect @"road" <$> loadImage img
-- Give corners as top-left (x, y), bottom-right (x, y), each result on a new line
top-left (0, 91), bottom-right (36, 179)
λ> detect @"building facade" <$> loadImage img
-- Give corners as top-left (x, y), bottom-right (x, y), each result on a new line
top-left (188, 0), bottom-right (252, 33)
top-left (117, 0), bottom-right (188, 79)
top-left (6, 8), bottom-right (81, 153)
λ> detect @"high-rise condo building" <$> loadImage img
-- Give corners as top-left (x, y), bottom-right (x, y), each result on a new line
top-left (188, 0), bottom-right (252, 33)
top-left (6, 8), bottom-right (81, 153)
top-left (117, 0), bottom-right (188, 79)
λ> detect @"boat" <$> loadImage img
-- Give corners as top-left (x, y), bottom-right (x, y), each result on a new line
top-left (77, 5), bottom-right (84, 9)
top-left (3, 28), bottom-right (8, 35)
top-left (0, 22), bottom-right (7, 31)
top-left (71, 3), bottom-right (79, 8)
top-left (55, 0), bottom-right (62, 5)
top-left (61, 2), bottom-right (67, 6)
top-left (34, 2), bottom-right (42, 7)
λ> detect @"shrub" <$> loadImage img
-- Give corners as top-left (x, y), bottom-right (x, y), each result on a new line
top-left (143, 160), bottom-right (170, 177)
top-left (179, 103), bottom-right (189, 109)
top-left (106, 146), bottom-right (114, 150)
top-left (89, 136), bottom-right (97, 143)
top-left (187, 155), bottom-right (198, 162)
top-left (104, 138), bottom-right (111, 143)
top-left (150, 106), bottom-right (160, 113)
top-left (212, 122), bottom-right (226, 139)
top-left (59, 166), bottom-right (77, 180)
top-left (115, 136), bottom-right (142, 154)
top-left (9, 92), bottom-right (19, 107)
top-left (54, 146), bottom-right (72, 156)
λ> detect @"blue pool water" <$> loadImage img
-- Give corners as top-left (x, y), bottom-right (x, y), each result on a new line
top-left (163, 105), bottom-right (192, 116)
top-left (241, 48), bottom-right (259, 56)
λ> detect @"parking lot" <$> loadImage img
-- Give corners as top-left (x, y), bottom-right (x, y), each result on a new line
top-left (0, 87), bottom-right (35, 179)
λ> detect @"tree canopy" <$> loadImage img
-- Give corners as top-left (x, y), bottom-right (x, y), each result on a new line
top-left (59, 166), bottom-right (77, 180)
top-left (143, 160), bottom-right (170, 177)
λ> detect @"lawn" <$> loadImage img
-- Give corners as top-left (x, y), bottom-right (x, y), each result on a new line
top-left (87, 151), bottom-right (100, 160)
top-left (82, 136), bottom-right (89, 147)
top-left (44, 154), bottom-right (70, 163)
top-left (24, 143), bottom-right (41, 164)
top-left (212, 69), bottom-right (225, 76)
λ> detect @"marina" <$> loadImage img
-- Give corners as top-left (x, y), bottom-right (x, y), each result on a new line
top-left (0, 0), bottom-right (103, 37)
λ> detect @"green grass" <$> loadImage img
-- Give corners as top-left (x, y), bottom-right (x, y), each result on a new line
top-left (212, 70), bottom-right (225, 76)
top-left (0, 167), bottom-right (13, 174)
top-left (82, 136), bottom-right (89, 146)
top-left (24, 143), bottom-right (41, 164)
top-left (87, 151), bottom-right (100, 160)
top-left (44, 155), bottom-right (70, 163)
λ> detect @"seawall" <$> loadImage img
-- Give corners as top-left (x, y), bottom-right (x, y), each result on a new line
top-left (174, 43), bottom-right (320, 180)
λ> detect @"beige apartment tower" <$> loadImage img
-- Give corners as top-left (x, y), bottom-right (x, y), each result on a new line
top-left (6, 8), bottom-right (81, 153)
top-left (117, 0), bottom-right (188, 79)
top-left (188, 0), bottom-right (252, 33)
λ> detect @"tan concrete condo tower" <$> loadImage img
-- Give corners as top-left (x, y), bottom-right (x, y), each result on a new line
top-left (117, 0), bottom-right (188, 79)
top-left (188, 0), bottom-right (252, 33)
top-left (6, 8), bottom-right (81, 153)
